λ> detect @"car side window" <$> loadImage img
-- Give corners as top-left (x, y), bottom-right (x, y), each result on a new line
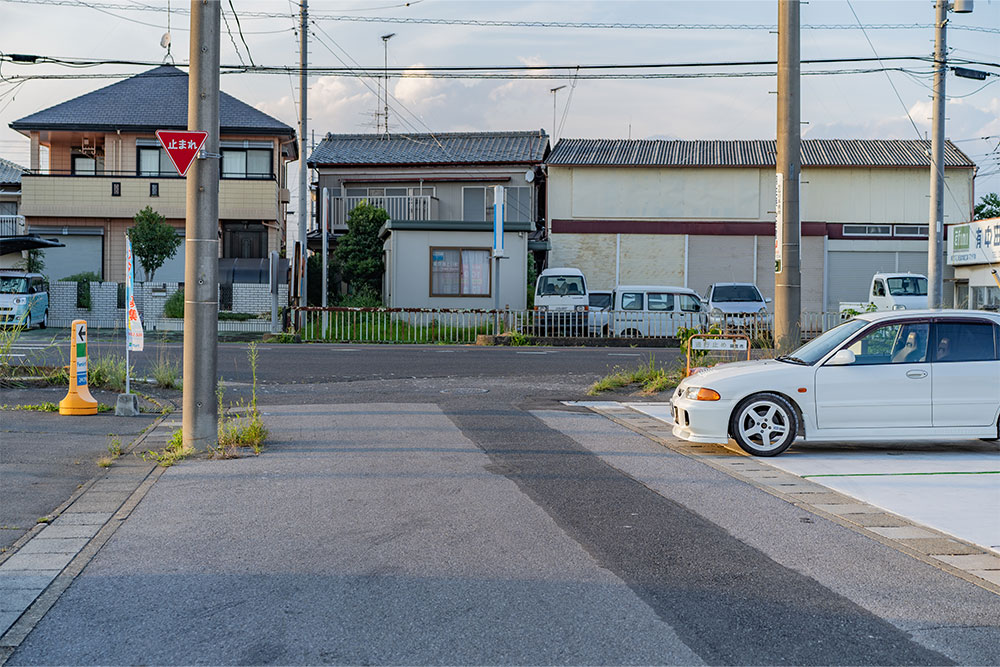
top-left (847, 322), bottom-right (929, 365)
top-left (933, 321), bottom-right (996, 362)
top-left (647, 293), bottom-right (673, 311)
top-left (621, 293), bottom-right (643, 311)
top-left (678, 294), bottom-right (702, 312)
top-left (872, 280), bottom-right (886, 297)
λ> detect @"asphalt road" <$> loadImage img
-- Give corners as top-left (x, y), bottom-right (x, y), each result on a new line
top-left (4, 333), bottom-right (999, 665)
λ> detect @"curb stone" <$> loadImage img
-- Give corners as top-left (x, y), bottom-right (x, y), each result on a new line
top-left (589, 404), bottom-right (1000, 596)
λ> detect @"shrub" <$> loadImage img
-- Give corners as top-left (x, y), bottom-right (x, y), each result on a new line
top-left (163, 289), bottom-right (184, 318)
top-left (63, 271), bottom-right (101, 311)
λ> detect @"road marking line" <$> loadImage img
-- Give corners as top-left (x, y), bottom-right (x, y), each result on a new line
top-left (608, 353), bottom-right (640, 356)
top-left (803, 470), bottom-right (1000, 478)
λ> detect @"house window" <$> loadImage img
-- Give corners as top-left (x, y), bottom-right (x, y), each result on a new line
top-left (72, 154), bottom-right (97, 176)
top-left (843, 224), bottom-right (892, 236)
top-left (150, 182), bottom-right (159, 197)
top-left (894, 225), bottom-right (929, 237)
top-left (462, 186), bottom-right (531, 223)
top-left (221, 148), bottom-right (272, 179)
top-left (430, 247), bottom-right (490, 297)
top-left (137, 146), bottom-right (176, 177)
top-left (111, 182), bottom-right (121, 197)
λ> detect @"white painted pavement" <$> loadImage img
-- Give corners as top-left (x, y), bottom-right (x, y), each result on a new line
top-left (597, 401), bottom-right (1000, 556)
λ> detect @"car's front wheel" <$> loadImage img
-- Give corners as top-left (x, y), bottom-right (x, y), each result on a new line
top-left (729, 392), bottom-right (798, 456)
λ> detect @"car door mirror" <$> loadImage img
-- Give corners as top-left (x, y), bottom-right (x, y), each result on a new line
top-left (764, 297), bottom-right (773, 304)
top-left (826, 349), bottom-right (856, 366)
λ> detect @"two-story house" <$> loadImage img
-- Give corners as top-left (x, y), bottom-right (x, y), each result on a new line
top-left (9, 65), bottom-right (296, 282)
top-left (308, 131), bottom-right (549, 309)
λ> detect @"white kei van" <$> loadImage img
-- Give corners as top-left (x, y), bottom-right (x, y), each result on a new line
top-left (612, 285), bottom-right (705, 338)
top-left (534, 267), bottom-right (589, 335)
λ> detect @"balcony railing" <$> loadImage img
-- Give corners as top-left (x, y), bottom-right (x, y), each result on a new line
top-left (0, 215), bottom-right (26, 236)
top-left (333, 195), bottom-right (438, 230)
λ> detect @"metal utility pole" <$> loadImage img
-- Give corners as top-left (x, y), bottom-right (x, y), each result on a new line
top-left (775, 0), bottom-right (801, 352)
top-left (183, 0), bottom-right (220, 450)
top-left (550, 86), bottom-right (565, 142)
top-left (298, 0), bottom-right (309, 325)
top-left (381, 33), bottom-right (395, 135)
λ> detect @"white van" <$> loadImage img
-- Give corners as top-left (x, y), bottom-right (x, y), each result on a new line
top-left (534, 267), bottom-right (589, 335)
top-left (612, 285), bottom-right (705, 337)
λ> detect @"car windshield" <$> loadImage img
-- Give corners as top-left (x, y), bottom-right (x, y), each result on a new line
top-left (0, 277), bottom-right (28, 294)
top-left (589, 293), bottom-right (612, 309)
top-left (887, 276), bottom-right (927, 296)
top-left (537, 275), bottom-right (585, 296)
top-left (712, 285), bottom-right (762, 302)
top-left (781, 318), bottom-right (869, 365)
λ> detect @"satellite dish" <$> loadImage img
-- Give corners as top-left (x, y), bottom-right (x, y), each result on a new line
top-left (524, 170), bottom-right (535, 183)
top-left (160, 32), bottom-right (172, 49)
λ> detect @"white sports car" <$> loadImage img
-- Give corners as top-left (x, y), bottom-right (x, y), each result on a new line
top-left (672, 310), bottom-right (1000, 456)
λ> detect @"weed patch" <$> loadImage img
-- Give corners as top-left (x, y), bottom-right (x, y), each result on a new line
top-left (141, 429), bottom-right (193, 467)
top-left (587, 357), bottom-right (683, 396)
top-left (211, 343), bottom-right (268, 458)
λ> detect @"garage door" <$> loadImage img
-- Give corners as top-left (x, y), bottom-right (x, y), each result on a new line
top-left (34, 231), bottom-right (104, 281)
top-left (826, 251), bottom-right (896, 310)
top-left (687, 235), bottom-right (755, 299)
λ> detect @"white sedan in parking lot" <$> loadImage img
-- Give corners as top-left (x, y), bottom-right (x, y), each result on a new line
top-left (672, 310), bottom-right (1000, 456)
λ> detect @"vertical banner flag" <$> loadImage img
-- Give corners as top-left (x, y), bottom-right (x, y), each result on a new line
top-left (125, 234), bottom-right (144, 351)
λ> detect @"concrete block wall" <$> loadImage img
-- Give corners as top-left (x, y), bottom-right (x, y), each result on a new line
top-left (50, 281), bottom-right (289, 328)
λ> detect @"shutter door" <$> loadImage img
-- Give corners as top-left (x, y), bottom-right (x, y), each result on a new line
top-left (686, 235), bottom-right (755, 299)
top-left (38, 233), bottom-right (104, 281)
top-left (826, 251), bottom-right (895, 310)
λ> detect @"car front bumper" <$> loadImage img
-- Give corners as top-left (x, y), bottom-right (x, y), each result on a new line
top-left (670, 395), bottom-right (735, 444)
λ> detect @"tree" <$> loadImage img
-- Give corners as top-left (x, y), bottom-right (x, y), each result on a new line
top-left (974, 193), bottom-right (1000, 220)
top-left (16, 248), bottom-right (45, 275)
top-left (129, 206), bottom-right (181, 282)
top-left (334, 202), bottom-right (387, 299)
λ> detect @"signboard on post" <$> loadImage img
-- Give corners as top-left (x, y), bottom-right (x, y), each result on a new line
top-left (775, 173), bottom-right (783, 273)
top-left (59, 319), bottom-right (98, 415)
top-left (155, 130), bottom-right (209, 176)
top-left (493, 185), bottom-right (505, 258)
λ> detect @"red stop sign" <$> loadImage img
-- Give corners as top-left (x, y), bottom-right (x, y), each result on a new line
top-left (155, 130), bottom-right (209, 176)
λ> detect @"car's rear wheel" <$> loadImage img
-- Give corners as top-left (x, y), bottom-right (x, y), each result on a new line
top-left (730, 392), bottom-right (797, 456)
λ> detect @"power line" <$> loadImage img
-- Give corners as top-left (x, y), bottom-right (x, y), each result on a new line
top-left (228, 0), bottom-right (254, 67)
top-left (4, 0), bottom-right (1000, 34)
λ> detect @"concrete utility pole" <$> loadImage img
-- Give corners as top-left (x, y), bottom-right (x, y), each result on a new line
top-left (928, 0), bottom-right (974, 307)
top-left (775, 0), bottom-right (801, 353)
top-left (928, 0), bottom-right (948, 309)
top-left (183, 0), bottom-right (220, 450)
top-left (298, 0), bottom-right (309, 325)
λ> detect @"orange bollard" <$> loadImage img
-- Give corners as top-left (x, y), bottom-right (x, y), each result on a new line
top-left (59, 319), bottom-right (98, 415)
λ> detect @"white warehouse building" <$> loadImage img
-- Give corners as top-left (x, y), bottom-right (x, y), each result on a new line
top-left (545, 139), bottom-right (976, 312)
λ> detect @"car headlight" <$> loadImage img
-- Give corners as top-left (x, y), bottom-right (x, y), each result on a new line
top-left (711, 308), bottom-right (723, 317)
top-left (892, 304), bottom-right (906, 310)
top-left (683, 386), bottom-right (721, 401)
top-left (534, 305), bottom-right (547, 312)
top-left (575, 305), bottom-right (588, 312)
top-left (12, 297), bottom-right (26, 305)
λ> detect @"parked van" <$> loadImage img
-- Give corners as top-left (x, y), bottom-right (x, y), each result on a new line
top-left (534, 267), bottom-right (589, 334)
top-left (0, 270), bottom-right (49, 328)
top-left (612, 285), bottom-right (705, 337)
top-left (588, 290), bottom-right (615, 336)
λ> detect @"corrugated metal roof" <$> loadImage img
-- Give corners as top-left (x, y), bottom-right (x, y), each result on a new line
top-left (308, 131), bottom-right (549, 166)
top-left (547, 139), bottom-right (975, 168)
top-left (10, 66), bottom-right (294, 137)
top-left (0, 157), bottom-right (24, 185)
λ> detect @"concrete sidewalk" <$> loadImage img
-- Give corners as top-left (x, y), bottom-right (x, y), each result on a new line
top-left (2, 404), bottom-right (701, 665)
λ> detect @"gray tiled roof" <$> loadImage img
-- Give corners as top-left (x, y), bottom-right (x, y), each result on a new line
top-left (547, 139), bottom-right (976, 168)
top-left (0, 157), bottom-right (24, 185)
top-left (308, 131), bottom-right (549, 166)
top-left (10, 66), bottom-right (294, 137)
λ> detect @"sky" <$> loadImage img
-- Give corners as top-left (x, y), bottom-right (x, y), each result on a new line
top-left (1, 0), bottom-right (999, 221)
